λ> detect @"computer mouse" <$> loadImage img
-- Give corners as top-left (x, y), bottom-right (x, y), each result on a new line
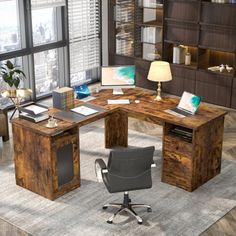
top-left (135, 100), bottom-right (140, 104)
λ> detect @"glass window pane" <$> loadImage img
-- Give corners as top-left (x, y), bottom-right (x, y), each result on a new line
top-left (34, 49), bottom-right (59, 96)
top-left (0, 0), bottom-right (21, 53)
top-left (32, 8), bottom-right (59, 46)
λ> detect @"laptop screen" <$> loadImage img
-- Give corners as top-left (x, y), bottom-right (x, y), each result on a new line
top-left (178, 92), bottom-right (201, 114)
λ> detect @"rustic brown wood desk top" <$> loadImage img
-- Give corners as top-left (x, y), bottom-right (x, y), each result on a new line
top-left (89, 88), bottom-right (227, 130)
top-left (12, 87), bottom-right (227, 134)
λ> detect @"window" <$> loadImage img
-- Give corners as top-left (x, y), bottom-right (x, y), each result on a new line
top-left (0, 0), bottom-right (22, 54)
top-left (0, 0), bottom-right (101, 105)
top-left (0, 0), bottom-right (67, 104)
top-left (68, 0), bottom-right (101, 86)
top-left (32, 8), bottom-right (59, 46)
top-left (31, 2), bottom-right (66, 98)
top-left (34, 49), bottom-right (60, 96)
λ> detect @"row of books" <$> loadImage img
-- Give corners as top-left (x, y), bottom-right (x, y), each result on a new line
top-left (170, 126), bottom-right (193, 141)
top-left (139, 0), bottom-right (163, 8)
top-left (141, 27), bottom-right (162, 44)
top-left (52, 87), bottom-right (74, 110)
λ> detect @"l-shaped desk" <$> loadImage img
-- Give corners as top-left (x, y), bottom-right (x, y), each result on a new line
top-left (12, 88), bottom-right (227, 200)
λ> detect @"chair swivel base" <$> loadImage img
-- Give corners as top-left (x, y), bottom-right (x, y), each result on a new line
top-left (103, 192), bottom-right (152, 224)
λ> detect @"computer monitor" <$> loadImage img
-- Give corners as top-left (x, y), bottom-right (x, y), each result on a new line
top-left (101, 65), bottom-right (135, 94)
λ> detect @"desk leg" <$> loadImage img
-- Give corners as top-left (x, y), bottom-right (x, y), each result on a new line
top-left (2, 109), bottom-right (9, 142)
top-left (105, 110), bottom-right (128, 148)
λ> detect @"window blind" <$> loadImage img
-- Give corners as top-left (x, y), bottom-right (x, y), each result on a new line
top-left (68, 0), bottom-right (100, 84)
top-left (31, 0), bottom-right (66, 10)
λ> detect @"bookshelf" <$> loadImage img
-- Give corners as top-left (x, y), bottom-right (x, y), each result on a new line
top-left (162, 0), bottom-right (236, 108)
top-left (108, 0), bottom-right (164, 89)
top-left (108, 0), bottom-right (236, 108)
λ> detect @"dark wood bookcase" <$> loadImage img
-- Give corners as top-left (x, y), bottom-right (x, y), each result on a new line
top-left (108, 0), bottom-right (236, 109)
top-left (108, 0), bottom-right (164, 90)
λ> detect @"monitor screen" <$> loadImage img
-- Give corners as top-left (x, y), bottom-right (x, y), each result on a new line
top-left (101, 65), bottom-right (135, 87)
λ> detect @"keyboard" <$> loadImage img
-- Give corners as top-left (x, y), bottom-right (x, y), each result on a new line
top-left (79, 96), bottom-right (96, 102)
top-left (171, 107), bottom-right (193, 117)
top-left (107, 99), bottom-right (130, 105)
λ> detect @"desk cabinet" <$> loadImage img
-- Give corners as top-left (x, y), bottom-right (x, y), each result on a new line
top-left (162, 116), bottom-right (224, 191)
top-left (13, 124), bottom-right (80, 200)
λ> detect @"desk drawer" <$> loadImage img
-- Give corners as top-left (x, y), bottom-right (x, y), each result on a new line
top-left (162, 135), bottom-right (193, 191)
top-left (164, 135), bottom-right (193, 156)
top-left (162, 151), bottom-right (193, 191)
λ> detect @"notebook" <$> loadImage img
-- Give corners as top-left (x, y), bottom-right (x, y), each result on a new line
top-left (165, 92), bottom-right (201, 118)
top-left (71, 105), bottom-right (98, 116)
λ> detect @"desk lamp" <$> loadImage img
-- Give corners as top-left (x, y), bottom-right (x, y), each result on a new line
top-left (147, 61), bottom-right (172, 101)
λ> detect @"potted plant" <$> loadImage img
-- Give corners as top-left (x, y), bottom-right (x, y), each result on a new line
top-left (0, 60), bottom-right (26, 89)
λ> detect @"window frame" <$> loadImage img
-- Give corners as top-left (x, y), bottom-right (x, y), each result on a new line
top-left (0, 0), bottom-right (102, 104)
top-left (0, 0), bottom-right (69, 101)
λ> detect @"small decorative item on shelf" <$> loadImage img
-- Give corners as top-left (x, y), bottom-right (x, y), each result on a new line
top-left (211, 0), bottom-right (228, 3)
top-left (173, 45), bottom-right (186, 64)
top-left (226, 65), bottom-right (233, 72)
top-left (207, 64), bottom-right (233, 73)
top-left (147, 61), bottom-right (172, 101)
top-left (185, 52), bottom-right (191, 66)
top-left (219, 64), bottom-right (225, 72)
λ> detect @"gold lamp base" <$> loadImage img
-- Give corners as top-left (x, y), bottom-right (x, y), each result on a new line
top-left (154, 81), bottom-right (162, 101)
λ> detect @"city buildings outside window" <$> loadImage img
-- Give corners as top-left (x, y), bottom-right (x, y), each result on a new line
top-left (0, 0), bottom-right (101, 106)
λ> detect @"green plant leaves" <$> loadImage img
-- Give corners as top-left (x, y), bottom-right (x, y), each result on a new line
top-left (6, 60), bottom-right (14, 69)
top-left (0, 60), bottom-right (26, 89)
top-left (13, 78), bottom-right (20, 88)
top-left (14, 69), bottom-right (26, 78)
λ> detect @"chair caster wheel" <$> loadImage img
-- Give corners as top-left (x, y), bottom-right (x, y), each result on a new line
top-left (147, 207), bottom-right (152, 212)
top-left (138, 220), bottom-right (143, 225)
top-left (103, 206), bottom-right (108, 210)
top-left (107, 220), bottom-right (113, 224)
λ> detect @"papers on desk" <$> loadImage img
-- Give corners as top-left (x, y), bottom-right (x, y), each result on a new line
top-left (19, 112), bottom-right (49, 123)
top-left (71, 106), bottom-right (99, 116)
top-left (20, 104), bottom-right (48, 115)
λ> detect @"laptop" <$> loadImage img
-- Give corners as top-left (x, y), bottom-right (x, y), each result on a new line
top-left (165, 91), bottom-right (201, 118)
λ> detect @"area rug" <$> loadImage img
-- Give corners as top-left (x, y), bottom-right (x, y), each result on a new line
top-left (0, 121), bottom-right (236, 236)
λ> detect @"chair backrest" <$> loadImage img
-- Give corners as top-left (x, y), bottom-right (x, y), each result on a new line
top-left (105, 146), bottom-right (155, 193)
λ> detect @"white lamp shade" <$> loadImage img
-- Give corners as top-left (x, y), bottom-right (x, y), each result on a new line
top-left (147, 61), bottom-right (172, 82)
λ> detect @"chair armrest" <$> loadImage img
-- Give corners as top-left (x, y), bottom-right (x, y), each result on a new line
top-left (95, 159), bottom-right (108, 182)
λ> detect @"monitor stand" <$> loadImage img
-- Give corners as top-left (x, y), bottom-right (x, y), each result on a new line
top-left (113, 88), bottom-right (124, 95)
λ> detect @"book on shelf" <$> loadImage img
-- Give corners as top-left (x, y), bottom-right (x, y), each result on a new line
top-left (141, 27), bottom-right (162, 44)
top-left (170, 126), bottom-right (193, 140)
top-left (142, 0), bottom-right (163, 8)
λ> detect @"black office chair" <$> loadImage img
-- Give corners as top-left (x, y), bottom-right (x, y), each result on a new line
top-left (95, 146), bottom-right (155, 224)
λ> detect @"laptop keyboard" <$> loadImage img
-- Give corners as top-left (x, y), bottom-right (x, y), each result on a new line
top-left (171, 107), bottom-right (193, 117)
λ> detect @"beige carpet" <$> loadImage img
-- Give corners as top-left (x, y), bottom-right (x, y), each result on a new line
top-left (0, 121), bottom-right (236, 236)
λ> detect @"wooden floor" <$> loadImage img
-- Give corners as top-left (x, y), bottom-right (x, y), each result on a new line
top-left (0, 107), bottom-right (235, 236)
